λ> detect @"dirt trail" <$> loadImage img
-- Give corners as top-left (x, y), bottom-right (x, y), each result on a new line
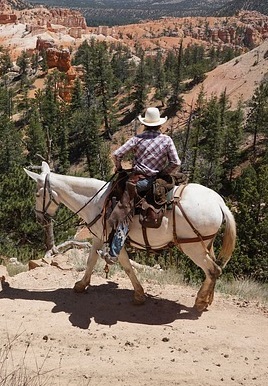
top-left (0, 266), bottom-right (267, 386)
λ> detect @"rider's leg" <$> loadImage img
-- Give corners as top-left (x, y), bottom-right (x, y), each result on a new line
top-left (98, 176), bottom-right (155, 265)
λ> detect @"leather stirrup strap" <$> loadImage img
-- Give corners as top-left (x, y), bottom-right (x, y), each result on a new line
top-left (142, 225), bottom-right (151, 253)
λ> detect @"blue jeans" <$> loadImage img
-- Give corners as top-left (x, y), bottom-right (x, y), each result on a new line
top-left (109, 176), bottom-right (155, 257)
top-left (109, 221), bottom-right (129, 257)
top-left (136, 176), bottom-right (155, 192)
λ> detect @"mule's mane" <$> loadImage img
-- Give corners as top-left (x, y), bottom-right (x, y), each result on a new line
top-left (49, 172), bottom-right (107, 197)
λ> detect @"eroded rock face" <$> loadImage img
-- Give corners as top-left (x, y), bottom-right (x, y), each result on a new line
top-left (36, 36), bottom-right (56, 51)
top-left (34, 37), bottom-right (78, 102)
top-left (18, 6), bottom-right (87, 29)
top-left (89, 10), bottom-right (268, 51)
top-left (0, 13), bottom-right (17, 23)
top-left (46, 47), bottom-right (71, 72)
top-left (0, 1), bottom-right (87, 30)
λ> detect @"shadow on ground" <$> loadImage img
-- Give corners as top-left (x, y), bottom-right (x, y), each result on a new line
top-left (0, 279), bottom-right (201, 329)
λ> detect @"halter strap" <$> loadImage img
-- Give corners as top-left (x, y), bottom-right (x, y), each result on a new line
top-left (35, 174), bottom-right (60, 224)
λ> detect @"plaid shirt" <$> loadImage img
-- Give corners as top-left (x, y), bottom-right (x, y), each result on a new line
top-left (113, 129), bottom-right (181, 177)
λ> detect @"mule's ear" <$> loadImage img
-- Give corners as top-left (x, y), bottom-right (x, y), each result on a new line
top-left (24, 168), bottom-right (41, 182)
top-left (41, 161), bottom-right (50, 174)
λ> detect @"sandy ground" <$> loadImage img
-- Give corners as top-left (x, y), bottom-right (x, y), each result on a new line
top-left (0, 265), bottom-right (267, 386)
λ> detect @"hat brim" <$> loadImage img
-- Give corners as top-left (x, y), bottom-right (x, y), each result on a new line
top-left (138, 115), bottom-right (167, 126)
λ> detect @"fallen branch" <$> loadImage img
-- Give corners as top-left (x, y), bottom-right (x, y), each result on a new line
top-left (45, 240), bottom-right (91, 258)
top-left (129, 259), bottom-right (161, 271)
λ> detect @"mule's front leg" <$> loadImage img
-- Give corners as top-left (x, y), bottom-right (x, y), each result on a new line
top-left (118, 248), bottom-right (146, 305)
top-left (74, 237), bottom-right (103, 293)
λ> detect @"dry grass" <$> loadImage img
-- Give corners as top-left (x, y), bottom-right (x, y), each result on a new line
top-left (0, 329), bottom-right (55, 386)
top-left (6, 263), bottom-right (28, 277)
top-left (216, 278), bottom-right (268, 307)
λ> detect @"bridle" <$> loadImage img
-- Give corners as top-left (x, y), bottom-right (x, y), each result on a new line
top-left (35, 172), bottom-right (117, 228)
top-left (35, 174), bottom-right (60, 225)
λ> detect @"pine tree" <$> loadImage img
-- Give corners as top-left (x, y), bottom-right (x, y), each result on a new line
top-left (26, 103), bottom-right (46, 163)
top-left (233, 165), bottom-right (268, 280)
top-left (0, 116), bottom-right (22, 174)
top-left (110, 44), bottom-right (132, 91)
top-left (168, 41), bottom-right (184, 111)
top-left (246, 81), bottom-right (268, 159)
top-left (0, 46), bottom-right (12, 75)
top-left (133, 52), bottom-right (148, 113)
top-left (57, 102), bottom-right (70, 173)
top-left (0, 166), bottom-right (43, 255)
top-left (197, 96), bottom-right (224, 190)
top-left (164, 50), bottom-right (177, 84)
top-left (16, 50), bottom-right (30, 86)
top-left (70, 77), bottom-right (85, 111)
top-left (0, 83), bottom-right (13, 117)
top-left (95, 42), bottom-right (117, 139)
top-left (0, 107), bottom-right (43, 259)
top-left (74, 40), bottom-right (118, 138)
top-left (222, 102), bottom-right (244, 185)
top-left (186, 87), bottom-right (206, 182)
top-left (154, 50), bottom-right (167, 106)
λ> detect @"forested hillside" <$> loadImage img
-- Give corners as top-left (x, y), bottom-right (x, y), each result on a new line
top-left (29, 0), bottom-right (267, 25)
top-left (216, 0), bottom-right (268, 16)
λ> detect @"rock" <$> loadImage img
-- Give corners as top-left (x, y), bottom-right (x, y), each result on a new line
top-left (36, 37), bottom-right (55, 51)
top-left (28, 259), bottom-right (47, 270)
top-left (46, 47), bottom-right (71, 72)
top-left (51, 254), bottom-right (74, 270)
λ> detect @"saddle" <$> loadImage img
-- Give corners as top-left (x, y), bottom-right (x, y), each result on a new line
top-left (105, 170), bottom-right (187, 230)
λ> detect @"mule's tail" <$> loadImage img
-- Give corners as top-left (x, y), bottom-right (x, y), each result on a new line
top-left (217, 201), bottom-right (236, 268)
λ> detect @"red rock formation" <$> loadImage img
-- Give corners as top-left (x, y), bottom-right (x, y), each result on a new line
top-left (0, 13), bottom-right (16, 23)
top-left (218, 29), bottom-right (231, 44)
top-left (46, 47), bottom-right (71, 72)
top-left (36, 36), bottom-right (55, 51)
top-left (17, 6), bottom-right (87, 30)
top-left (59, 66), bottom-right (78, 102)
top-left (35, 40), bottom-right (78, 102)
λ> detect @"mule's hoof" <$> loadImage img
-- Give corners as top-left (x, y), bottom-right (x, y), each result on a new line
top-left (74, 281), bottom-right (86, 293)
top-left (194, 298), bottom-right (209, 313)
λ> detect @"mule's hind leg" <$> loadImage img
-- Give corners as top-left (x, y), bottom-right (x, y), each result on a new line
top-left (118, 248), bottom-right (146, 305)
top-left (183, 243), bottom-right (221, 312)
top-left (195, 244), bottom-right (221, 312)
top-left (204, 244), bottom-right (217, 306)
top-left (74, 237), bottom-right (103, 293)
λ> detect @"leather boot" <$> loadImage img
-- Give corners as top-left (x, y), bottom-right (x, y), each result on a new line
top-left (108, 182), bottom-right (137, 229)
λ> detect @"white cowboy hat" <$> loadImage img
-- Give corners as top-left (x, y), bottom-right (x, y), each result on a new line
top-left (138, 107), bottom-right (167, 127)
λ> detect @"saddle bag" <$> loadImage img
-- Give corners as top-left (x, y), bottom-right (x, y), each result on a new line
top-left (139, 199), bottom-right (164, 229)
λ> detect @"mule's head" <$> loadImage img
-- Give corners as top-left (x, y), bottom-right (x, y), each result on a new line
top-left (24, 162), bottom-right (60, 225)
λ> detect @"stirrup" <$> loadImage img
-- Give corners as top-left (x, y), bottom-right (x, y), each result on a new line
top-left (97, 250), bottom-right (118, 265)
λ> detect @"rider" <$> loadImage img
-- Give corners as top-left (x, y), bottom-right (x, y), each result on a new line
top-left (98, 107), bottom-right (181, 264)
